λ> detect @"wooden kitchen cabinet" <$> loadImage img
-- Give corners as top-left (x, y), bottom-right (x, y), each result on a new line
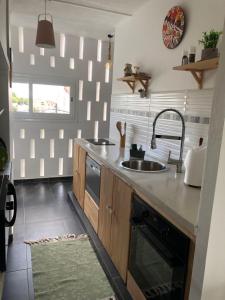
top-left (84, 190), bottom-right (99, 232)
top-left (73, 143), bottom-right (86, 208)
top-left (98, 166), bottom-right (132, 282)
top-left (98, 167), bottom-right (114, 254)
top-left (110, 175), bottom-right (132, 281)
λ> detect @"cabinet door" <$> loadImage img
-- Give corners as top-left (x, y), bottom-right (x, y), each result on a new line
top-left (73, 144), bottom-right (86, 209)
top-left (110, 176), bottom-right (132, 282)
top-left (84, 191), bottom-right (99, 232)
top-left (98, 167), bottom-right (114, 255)
top-left (73, 144), bottom-right (80, 201)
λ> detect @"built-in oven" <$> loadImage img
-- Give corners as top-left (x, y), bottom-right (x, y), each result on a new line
top-left (85, 156), bottom-right (101, 206)
top-left (128, 194), bottom-right (190, 300)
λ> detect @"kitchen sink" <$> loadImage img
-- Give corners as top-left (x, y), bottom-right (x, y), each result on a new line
top-left (120, 160), bottom-right (167, 173)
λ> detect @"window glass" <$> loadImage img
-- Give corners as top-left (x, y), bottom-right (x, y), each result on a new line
top-left (33, 84), bottom-right (70, 114)
top-left (12, 82), bottom-right (29, 112)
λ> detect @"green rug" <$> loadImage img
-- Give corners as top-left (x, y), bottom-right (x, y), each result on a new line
top-left (26, 234), bottom-right (115, 300)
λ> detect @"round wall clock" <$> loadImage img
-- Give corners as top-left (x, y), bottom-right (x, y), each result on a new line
top-left (162, 6), bottom-right (185, 49)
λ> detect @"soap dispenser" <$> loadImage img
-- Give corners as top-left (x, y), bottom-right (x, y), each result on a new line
top-left (184, 138), bottom-right (206, 188)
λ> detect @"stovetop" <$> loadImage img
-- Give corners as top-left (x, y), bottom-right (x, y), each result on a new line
top-left (86, 138), bottom-right (115, 146)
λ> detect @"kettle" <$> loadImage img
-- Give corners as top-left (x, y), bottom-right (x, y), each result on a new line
top-left (184, 138), bottom-right (206, 188)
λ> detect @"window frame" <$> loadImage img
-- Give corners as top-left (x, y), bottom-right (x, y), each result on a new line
top-left (11, 74), bottom-right (75, 121)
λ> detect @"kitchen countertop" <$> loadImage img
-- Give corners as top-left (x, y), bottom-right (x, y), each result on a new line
top-left (76, 139), bottom-right (201, 239)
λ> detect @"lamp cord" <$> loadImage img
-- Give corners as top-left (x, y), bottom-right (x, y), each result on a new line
top-left (45, 0), bottom-right (47, 19)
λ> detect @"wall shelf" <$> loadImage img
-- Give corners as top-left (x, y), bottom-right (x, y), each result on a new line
top-left (173, 57), bottom-right (219, 89)
top-left (117, 74), bottom-right (151, 94)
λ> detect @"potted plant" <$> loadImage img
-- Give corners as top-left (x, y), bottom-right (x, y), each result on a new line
top-left (199, 30), bottom-right (222, 60)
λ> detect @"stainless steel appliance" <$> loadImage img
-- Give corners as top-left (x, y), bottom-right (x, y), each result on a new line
top-left (86, 138), bottom-right (115, 146)
top-left (85, 156), bottom-right (101, 206)
top-left (128, 194), bottom-right (190, 299)
top-left (0, 162), bottom-right (17, 271)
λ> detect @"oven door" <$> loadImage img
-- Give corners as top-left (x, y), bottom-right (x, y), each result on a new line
top-left (129, 222), bottom-right (187, 300)
top-left (85, 157), bottom-right (101, 206)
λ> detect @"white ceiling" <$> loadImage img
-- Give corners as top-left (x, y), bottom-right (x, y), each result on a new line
top-left (11, 0), bottom-right (149, 40)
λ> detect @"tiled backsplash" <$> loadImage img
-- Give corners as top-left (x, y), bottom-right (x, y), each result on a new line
top-left (110, 89), bottom-right (213, 161)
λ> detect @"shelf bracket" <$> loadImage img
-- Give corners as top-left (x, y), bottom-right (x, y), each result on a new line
top-left (125, 81), bottom-right (136, 93)
top-left (139, 79), bottom-right (149, 93)
top-left (190, 71), bottom-right (204, 89)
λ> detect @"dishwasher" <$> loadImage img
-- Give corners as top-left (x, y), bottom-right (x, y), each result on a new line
top-left (85, 156), bottom-right (101, 207)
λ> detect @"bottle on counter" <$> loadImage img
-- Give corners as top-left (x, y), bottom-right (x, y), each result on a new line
top-left (182, 50), bottom-right (189, 65)
top-left (189, 46), bottom-right (196, 63)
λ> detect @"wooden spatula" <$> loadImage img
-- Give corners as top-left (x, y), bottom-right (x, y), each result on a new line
top-left (116, 121), bottom-right (126, 148)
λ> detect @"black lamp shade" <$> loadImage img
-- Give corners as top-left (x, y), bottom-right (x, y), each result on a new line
top-left (36, 15), bottom-right (55, 48)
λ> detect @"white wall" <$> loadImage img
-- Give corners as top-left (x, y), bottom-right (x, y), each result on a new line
top-left (0, 0), bottom-right (8, 61)
top-left (190, 21), bottom-right (225, 300)
top-left (0, 46), bottom-right (10, 152)
top-left (109, 0), bottom-right (225, 163)
top-left (112, 0), bottom-right (225, 93)
top-left (11, 26), bottom-right (112, 179)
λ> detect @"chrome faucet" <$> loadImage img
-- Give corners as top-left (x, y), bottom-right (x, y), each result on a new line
top-left (151, 108), bottom-right (185, 173)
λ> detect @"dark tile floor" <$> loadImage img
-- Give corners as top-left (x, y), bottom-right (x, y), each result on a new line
top-left (2, 179), bottom-right (131, 300)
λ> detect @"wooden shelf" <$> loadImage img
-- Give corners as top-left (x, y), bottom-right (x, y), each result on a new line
top-left (117, 74), bottom-right (151, 94)
top-left (173, 57), bottom-right (219, 89)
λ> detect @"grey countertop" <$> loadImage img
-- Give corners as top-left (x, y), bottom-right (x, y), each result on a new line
top-left (76, 139), bottom-right (201, 239)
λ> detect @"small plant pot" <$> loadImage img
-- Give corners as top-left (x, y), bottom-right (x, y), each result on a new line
top-left (201, 48), bottom-right (218, 60)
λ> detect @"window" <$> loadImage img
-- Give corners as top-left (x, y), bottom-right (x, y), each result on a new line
top-left (33, 84), bottom-right (70, 114)
top-left (12, 80), bottom-right (73, 118)
top-left (12, 82), bottom-right (29, 112)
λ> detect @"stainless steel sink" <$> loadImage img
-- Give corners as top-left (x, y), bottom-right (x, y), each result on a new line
top-left (120, 160), bottom-right (167, 173)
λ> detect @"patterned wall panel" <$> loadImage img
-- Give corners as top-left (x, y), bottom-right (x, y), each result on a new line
top-left (11, 26), bottom-right (113, 179)
top-left (110, 89), bottom-right (213, 162)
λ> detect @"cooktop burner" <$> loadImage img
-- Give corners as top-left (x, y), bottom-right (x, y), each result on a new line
top-left (86, 138), bottom-right (115, 146)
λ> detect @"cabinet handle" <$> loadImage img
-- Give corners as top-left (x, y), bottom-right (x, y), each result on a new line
top-left (106, 205), bottom-right (113, 214)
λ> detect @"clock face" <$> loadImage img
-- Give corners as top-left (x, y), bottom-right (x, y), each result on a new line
top-left (162, 6), bottom-right (185, 49)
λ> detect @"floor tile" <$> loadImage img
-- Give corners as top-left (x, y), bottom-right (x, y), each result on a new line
top-left (6, 243), bottom-right (27, 272)
top-left (15, 206), bottom-right (25, 225)
top-left (24, 203), bottom-right (74, 223)
top-left (2, 270), bottom-right (29, 300)
top-left (22, 182), bottom-right (53, 207)
top-left (63, 217), bottom-right (86, 235)
top-left (24, 220), bottom-right (67, 241)
top-left (27, 268), bottom-right (34, 300)
top-left (12, 223), bottom-right (25, 244)
top-left (26, 245), bottom-right (32, 269)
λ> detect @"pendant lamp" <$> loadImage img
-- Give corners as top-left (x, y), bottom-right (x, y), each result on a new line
top-left (36, 0), bottom-right (55, 48)
top-left (106, 34), bottom-right (114, 68)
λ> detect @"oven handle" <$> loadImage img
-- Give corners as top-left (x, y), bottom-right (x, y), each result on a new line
top-left (89, 164), bottom-right (101, 175)
top-left (5, 182), bottom-right (17, 227)
top-left (131, 222), bottom-right (179, 268)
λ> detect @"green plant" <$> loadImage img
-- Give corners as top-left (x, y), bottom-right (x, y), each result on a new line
top-left (199, 30), bottom-right (222, 49)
